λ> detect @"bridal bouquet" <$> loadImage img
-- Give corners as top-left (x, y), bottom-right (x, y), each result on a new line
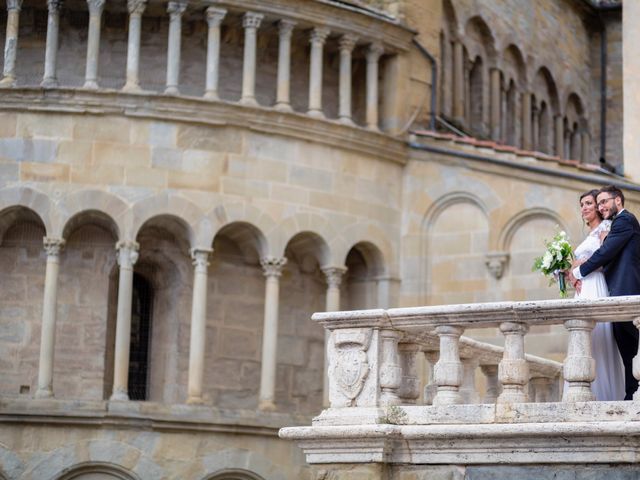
top-left (532, 230), bottom-right (574, 298)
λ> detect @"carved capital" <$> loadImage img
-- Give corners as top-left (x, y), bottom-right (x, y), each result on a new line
top-left (339, 34), bottom-right (358, 53)
top-left (260, 256), bottom-right (287, 278)
top-left (310, 27), bottom-right (330, 45)
top-left (322, 266), bottom-right (347, 289)
top-left (485, 252), bottom-right (509, 279)
top-left (278, 19), bottom-right (296, 37)
top-left (366, 42), bottom-right (384, 62)
top-left (47, 0), bottom-right (63, 13)
top-left (242, 11), bottom-right (263, 29)
top-left (127, 0), bottom-right (146, 15)
top-left (86, 0), bottom-right (105, 15)
top-left (205, 7), bottom-right (226, 27)
top-left (167, 0), bottom-right (187, 16)
top-left (116, 241), bottom-right (139, 268)
top-left (6, 0), bottom-right (23, 12)
top-left (43, 237), bottom-right (65, 258)
top-left (190, 247), bottom-right (212, 271)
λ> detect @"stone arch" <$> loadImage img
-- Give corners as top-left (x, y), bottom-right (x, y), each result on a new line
top-left (56, 190), bottom-right (128, 241)
top-left (205, 202), bottom-right (275, 257)
top-left (333, 222), bottom-right (395, 278)
top-left (342, 240), bottom-right (388, 310)
top-left (283, 231), bottom-right (331, 268)
top-left (565, 92), bottom-right (587, 161)
top-left (0, 186), bottom-right (54, 236)
top-left (440, 0), bottom-right (459, 118)
top-left (274, 212), bottom-right (337, 264)
top-left (498, 208), bottom-right (568, 252)
top-left (468, 54), bottom-right (485, 135)
top-left (423, 191), bottom-right (489, 231)
top-left (131, 193), bottom-right (201, 246)
top-left (199, 450), bottom-right (288, 480)
top-left (61, 210), bottom-right (120, 242)
top-left (442, 0), bottom-right (459, 37)
top-left (54, 462), bottom-right (140, 480)
top-left (212, 221), bottom-right (268, 264)
top-left (0, 205), bottom-right (47, 244)
top-left (464, 15), bottom-right (497, 64)
top-left (0, 441), bottom-right (25, 479)
top-left (19, 440), bottom-right (163, 480)
top-left (502, 44), bottom-right (527, 89)
top-left (532, 66), bottom-right (560, 114)
top-left (205, 470), bottom-right (265, 480)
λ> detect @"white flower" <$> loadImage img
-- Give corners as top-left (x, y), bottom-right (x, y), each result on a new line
top-left (542, 251), bottom-right (553, 269)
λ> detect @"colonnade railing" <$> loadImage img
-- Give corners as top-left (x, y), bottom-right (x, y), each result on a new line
top-left (0, 0), bottom-right (413, 132)
top-left (280, 297), bottom-right (640, 467)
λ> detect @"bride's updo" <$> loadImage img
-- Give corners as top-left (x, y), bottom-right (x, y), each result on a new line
top-left (580, 189), bottom-right (603, 225)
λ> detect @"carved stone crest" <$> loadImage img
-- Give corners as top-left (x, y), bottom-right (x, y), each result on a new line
top-left (330, 329), bottom-right (372, 406)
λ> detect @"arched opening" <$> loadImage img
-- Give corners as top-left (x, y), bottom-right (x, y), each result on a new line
top-left (279, 231), bottom-right (329, 414)
top-left (205, 469), bottom-right (265, 480)
top-left (205, 222), bottom-right (267, 409)
top-left (0, 206), bottom-right (47, 397)
top-left (343, 242), bottom-right (385, 310)
top-left (469, 56), bottom-right (484, 136)
top-left (55, 461), bottom-right (138, 480)
top-left (505, 80), bottom-right (517, 146)
top-left (538, 101), bottom-right (550, 154)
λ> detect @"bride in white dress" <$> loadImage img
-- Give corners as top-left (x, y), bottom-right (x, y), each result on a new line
top-left (574, 189), bottom-right (625, 401)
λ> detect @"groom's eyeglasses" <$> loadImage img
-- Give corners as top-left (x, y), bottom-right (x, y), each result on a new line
top-left (597, 197), bottom-right (615, 207)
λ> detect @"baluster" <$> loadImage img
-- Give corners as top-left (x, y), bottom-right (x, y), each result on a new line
top-left (423, 351), bottom-right (438, 405)
top-left (379, 329), bottom-right (401, 406)
top-left (397, 342), bottom-right (421, 405)
top-left (460, 357), bottom-right (480, 404)
top-left (529, 376), bottom-right (553, 403)
top-left (432, 325), bottom-right (464, 405)
top-left (562, 319), bottom-right (595, 402)
top-left (498, 321), bottom-right (529, 403)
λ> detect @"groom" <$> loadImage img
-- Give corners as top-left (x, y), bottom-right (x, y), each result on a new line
top-left (570, 185), bottom-right (640, 400)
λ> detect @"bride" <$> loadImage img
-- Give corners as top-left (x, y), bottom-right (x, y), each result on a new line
top-left (573, 189), bottom-right (625, 401)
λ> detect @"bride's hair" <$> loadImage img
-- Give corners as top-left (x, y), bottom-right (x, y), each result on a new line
top-left (580, 189), bottom-right (603, 226)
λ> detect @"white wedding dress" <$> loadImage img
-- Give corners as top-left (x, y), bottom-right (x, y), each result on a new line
top-left (574, 220), bottom-right (625, 401)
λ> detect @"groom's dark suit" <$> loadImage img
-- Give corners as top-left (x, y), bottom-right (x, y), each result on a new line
top-left (579, 209), bottom-right (640, 399)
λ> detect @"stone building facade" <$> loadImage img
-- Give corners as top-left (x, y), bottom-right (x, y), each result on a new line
top-left (0, 0), bottom-right (632, 478)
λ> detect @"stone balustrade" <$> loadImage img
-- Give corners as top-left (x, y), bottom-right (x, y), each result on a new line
top-left (0, 0), bottom-right (413, 134)
top-left (280, 296), bottom-right (640, 469)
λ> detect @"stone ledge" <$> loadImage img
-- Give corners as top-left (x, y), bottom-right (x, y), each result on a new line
top-left (280, 419), bottom-right (640, 464)
top-left (0, 397), bottom-right (312, 437)
top-left (0, 88), bottom-right (408, 165)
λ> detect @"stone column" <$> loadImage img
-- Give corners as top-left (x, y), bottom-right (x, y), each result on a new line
top-left (0, 0), bottom-right (23, 87)
top-left (35, 238), bottom-right (65, 399)
top-left (521, 92), bottom-right (532, 150)
top-left (83, 0), bottom-right (105, 89)
top-left (365, 43), bottom-right (384, 131)
top-left (497, 322), bottom-right (530, 404)
top-left (554, 114), bottom-right (563, 158)
top-left (532, 104), bottom-right (540, 151)
top-left (490, 68), bottom-right (501, 141)
top-left (110, 241), bottom-right (140, 401)
top-left (338, 34), bottom-right (358, 125)
top-left (480, 364), bottom-right (499, 403)
top-left (379, 329), bottom-right (402, 406)
top-left (186, 248), bottom-right (212, 404)
top-left (122, 0), bottom-right (146, 92)
top-left (321, 266), bottom-right (346, 406)
top-left (164, 0), bottom-right (187, 95)
top-left (581, 132), bottom-right (590, 163)
top-left (204, 7), bottom-right (226, 100)
top-left (452, 40), bottom-right (464, 122)
top-left (274, 19), bottom-right (296, 111)
top-left (258, 256), bottom-right (287, 410)
top-left (432, 325), bottom-right (464, 405)
top-left (459, 357), bottom-right (480, 404)
top-left (562, 319), bottom-right (595, 402)
top-left (240, 12), bottom-right (264, 106)
top-left (307, 27), bottom-right (330, 118)
top-left (423, 351), bottom-right (438, 405)
top-left (41, 0), bottom-right (63, 88)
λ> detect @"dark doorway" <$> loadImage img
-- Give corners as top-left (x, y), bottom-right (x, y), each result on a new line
top-left (128, 273), bottom-right (153, 401)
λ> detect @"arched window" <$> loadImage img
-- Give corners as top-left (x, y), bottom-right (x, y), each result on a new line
top-left (55, 462), bottom-right (138, 480)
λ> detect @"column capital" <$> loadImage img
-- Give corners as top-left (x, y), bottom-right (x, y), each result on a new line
top-left (116, 241), bottom-right (140, 268)
top-left (87, 0), bottom-right (105, 15)
top-left (366, 42), bottom-right (384, 62)
top-left (206, 7), bottom-right (226, 26)
top-left (310, 27), bottom-right (331, 45)
top-left (47, 0), bottom-right (63, 12)
top-left (322, 266), bottom-right (347, 288)
top-left (167, 0), bottom-right (187, 16)
top-left (127, 0), bottom-right (147, 15)
top-left (278, 19), bottom-right (296, 37)
top-left (339, 34), bottom-right (358, 52)
top-left (260, 256), bottom-right (287, 277)
top-left (6, 0), bottom-right (23, 12)
top-left (243, 11), bottom-right (264, 29)
top-left (43, 237), bottom-right (65, 257)
top-left (190, 247), bottom-right (212, 270)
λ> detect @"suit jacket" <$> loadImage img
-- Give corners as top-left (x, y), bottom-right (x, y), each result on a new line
top-left (579, 209), bottom-right (640, 296)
